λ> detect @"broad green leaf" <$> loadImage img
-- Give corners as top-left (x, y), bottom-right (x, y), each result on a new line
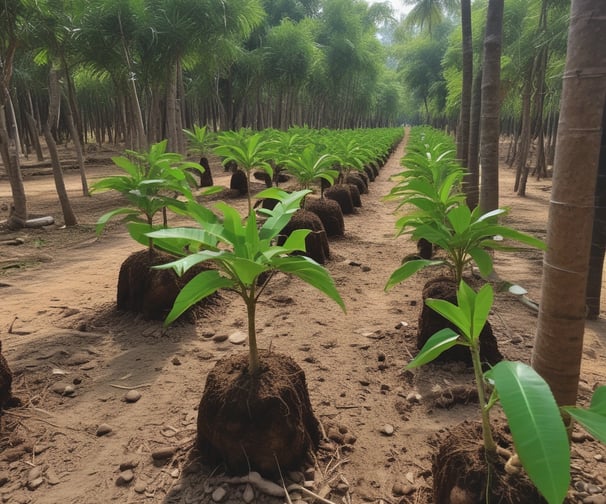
top-left (281, 229), bottom-right (310, 253)
top-left (468, 247), bottom-right (494, 277)
top-left (385, 259), bottom-right (444, 290)
top-left (491, 226), bottom-right (547, 251)
top-left (148, 227), bottom-right (220, 250)
top-left (272, 256), bottom-right (345, 311)
top-left (95, 207), bottom-right (139, 234)
top-left (471, 284), bottom-right (493, 340)
top-left (487, 362), bottom-right (570, 504)
top-left (446, 205), bottom-right (472, 235)
top-left (426, 298), bottom-right (471, 341)
top-left (406, 328), bottom-right (461, 368)
top-left (563, 386), bottom-right (606, 443)
top-left (164, 270), bottom-right (234, 326)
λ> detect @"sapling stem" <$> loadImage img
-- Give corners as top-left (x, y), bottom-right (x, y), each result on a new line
top-left (245, 288), bottom-right (260, 376)
top-left (470, 339), bottom-right (498, 498)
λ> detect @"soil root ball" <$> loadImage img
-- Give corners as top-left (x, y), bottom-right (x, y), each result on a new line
top-left (305, 198), bottom-right (345, 237)
top-left (117, 249), bottom-right (216, 321)
top-left (417, 277), bottom-right (502, 366)
top-left (348, 184), bottom-right (362, 207)
top-left (230, 170), bottom-right (248, 195)
top-left (198, 157), bottom-right (214, 187)
top-left (0, 341), bottom-right (13, 414)
top-left (345, 174), bottom-right (368, 195)
top-left (433, 421), bottom-right (546, 503)
top-left (363, 165), bottom-right (376, 182)
top-left (324, 184), bottom-right (355, 215)
top-left (197, 350), bottom-right (320, 476)
top-left (278, 209), bottom-right (330, 264)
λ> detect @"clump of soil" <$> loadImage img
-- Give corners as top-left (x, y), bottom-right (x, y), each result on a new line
top-left (197, 350), bottom-right (320, 476)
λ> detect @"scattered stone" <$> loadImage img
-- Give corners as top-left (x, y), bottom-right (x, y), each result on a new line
top-left (327, 427), bottom-right (344, 443)
top-left (80, 362), bottom-right (96, 371)
top-left (124, 390), bottom-right (141, 403)
top-left (213, 334), bottom-right (228, 343)
top-left (27, 477), bottom-right (44, 490)
top-left (380, 384), bottom-right (390, 392)
top-left (202, 330), bottom-right (215, 338)
top-left (359, 379), bottom-right (370, 387)
top-left (377, 352), bottom-right (386, 362)
top-left (228, 331), bottom-right (247, 345)
top-left (405, 471), bottom-right (415, 484)
top-left (595, 454), bottom-right (604, 462)
top-left (51, 382), bottom-right (70, 395)
top-left (381, 424), bottom-right (394, 436)
top-left (343, 433), bottom-right (357, 445)
top-left (96, 424), bottom-right (112, 436)
top-left (116, 470), bottom-right (134, 485)
top-left (242, 484), bottom-right (255, 503)
top-left (27, 468), bottom-right (42, 482)
top-left (575, 481), bottom-right (587, 493)
top-left (395, 321), bottom-right (409, 329)
top-left (510, 336), bottom-right (523, 345)
top-left (151, 446), bottom-right (176, 461)
top-left (583, 496), bottom-right (606, 504)
top-left (334, 482), bottom-right (349, 494)
top-left (45, 468), bottom-right (60, 486)
top-left (348, 260), bottom-right (361, 267)
top-left (63, 385), bottom-right (76, 396)
top-left (572, 431), bottom-right (588, 443)
top-left (119, 461), bottom-right (139, 471)
top-left (171, 356), bottom-right (181, 366)
top-left (406, 392), bottom-right (422, 403)
top-left (0, 472), bottom-right (9, 486)
top-left (361, 266), bottom-right (371, 272)
top-left (66, 352), bottom-right (91, 366)
top-left (134, 481), bottom-right (147, 494)
top-left (212, 486), bottom-right (227, 502)
top-left (72, 377), bottom-right (82, 385)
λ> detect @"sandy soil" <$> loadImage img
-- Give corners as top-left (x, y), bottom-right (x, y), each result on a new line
top-left (0, 139), bottom-right (604, 504)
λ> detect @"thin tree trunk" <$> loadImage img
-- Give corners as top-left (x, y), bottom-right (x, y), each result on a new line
top-left (1, 105), bottom-right (28, 229)
top-left (63, 95), bottom-right (89, 196)
top-left (479, 0), bottom-right (504, 213)
top-left (456, 0), bottom-right (473, 171)
top-left (166, 64), bottom-right (179, 152)
top-left (586, 102), bottom-right (606, 319)
top-left (515, 76), bottom-right (533, 195)
top-left (25, 112), bottom-right (43, 161)
top-left (532, 0), bottom-right (606, 407)
top-left (45, 69), bottom-right (77, 227)
top-left (465, 68), bottom-right (482, 209)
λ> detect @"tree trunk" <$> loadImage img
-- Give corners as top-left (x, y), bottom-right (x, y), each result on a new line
top-left (586, 102), bottom-right (606, 320)
top-left (456, 0), bottom-right (473, 171)
top-left (465, 66), bottom-right (482, 209)
top-left (479, 0), bottom-right (504, 213)
top-left (45, 69), bottom-right (78, 227)
top-left (166, 64), bottom-right (179, 153)
top-left (531, 0), bottom-right (606, 407)
top-left (25, 112), bottom-right (43, 162)
top-left (63, 95), bottom-right (89, 196)
top-left (514, 75), bottom-right (533, 195)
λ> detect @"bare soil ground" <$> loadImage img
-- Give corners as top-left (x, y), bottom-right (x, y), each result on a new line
top-left (0, 140), bottom-right (604, 504)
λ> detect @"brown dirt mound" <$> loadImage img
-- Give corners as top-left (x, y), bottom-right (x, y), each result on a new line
top-left (305, 197), bottom-right (345, 237)
top-left (196, 350), bottom-right (320, 476)
top-left (325, 184), bottom-right (355, 214)
top-left (280, 209), bottom-right (330, 264)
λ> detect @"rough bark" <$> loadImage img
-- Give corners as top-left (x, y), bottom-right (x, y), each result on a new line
top-left (465, 68), bottom-right (482, 209)
top-left (456, 0), bottom-right (473, 172)
top-left (1, 102), bottom-right (27, 229)
top-left (479, 0), bottom-right (504, 213)
top-left (531, 0), bottom-right (606, 407)
top-left (586, 102), bottom-right (606, 320)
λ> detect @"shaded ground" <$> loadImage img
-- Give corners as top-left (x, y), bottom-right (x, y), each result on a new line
top-left (0, 139), bottom-right (604, 504)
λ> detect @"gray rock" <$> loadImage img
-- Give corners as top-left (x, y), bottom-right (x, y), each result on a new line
top-left (228, 331), bottom-right (247, 345)
top-left (45, 468), bottom-right (60, 486)
top-left (96, 424), bottom-right (112, 436)
top-left (119, 460), bottom-right (139, 471)
top-left (27, 477), bottom-right (44, 490)
top-left (27, 468), bottom-right (42, 482)
top-left (66, 352), bottom-right (91, 366)
top-left (116, 470), bottom-right (134, 485)
top-left (212, 486), bottom-right (227, 502)
top-left (151, 446), bottom-right (176, 461)
top-left (242, 484), bottom-right (255, 503)
top-left (124, 390), bottom-right (141, 403)
top-left (134, 481), bottom-right (146, 494)
top-left (381, 424), bottom-right (394, 436)
top-left (213, 334), bottom-right (228, 343)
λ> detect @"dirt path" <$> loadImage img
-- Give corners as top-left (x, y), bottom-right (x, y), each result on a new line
top-left (1, 140), bottom-right (604, 504)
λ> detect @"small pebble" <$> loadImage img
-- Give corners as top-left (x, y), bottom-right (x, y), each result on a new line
top-left (27, 477), bottom-right (44, 490)
top-left (392, 482), bottom-right (405, 496)
top-left (594, 454), bottom-right (604, 462)
top-left (66, 352), bottom-right (91, 366)
top-left (172, 356), bottom-right (181, 366)
top-left (213, 334), bottom-right (228, 343)
top-left (151, 446), bottom-right (176, 461)
top-left (27, 468), bottom-right (42, 482)
top-left (381, 424), bottom-right (394, 436)
top-left (63, 384), bottom-right (76, 396)
top-left (377, 352), bottom-right (386, 362)
top-left (134, 482), bottom-right (147, 494)
top-left (242, 484), bottom-right (255, 503)
top-left (45, 468), bottom-right (60, 486)
top-left (395, 321), bottom-right (409, 329)
top-left (228, 331), bottom-right (247, 345)
top-left (202, 330), bottom-right (215, 338)
top-left (124, 390), bottom-right (141, 403)
top-left (116, 470), bottom-right (134, 485)
top-left (119, 460), bottom-right (138, 471)
top-left (212, 486), bottom-right (227, 502)
top-left (361, 265), bottom-right (371, 272)
top-left (96, 424), bottom-right (112, 436)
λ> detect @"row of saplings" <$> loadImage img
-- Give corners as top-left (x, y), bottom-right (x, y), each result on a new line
top-left (1, 126), bottom-right (604, 504)
top-left (384, 126), bottom-right (606, 503)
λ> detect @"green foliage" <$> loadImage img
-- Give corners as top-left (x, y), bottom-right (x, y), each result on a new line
top-left (408, 281), bottom-right (571, 504)
top-left (214, 130), bottom-right (276, 214)
top-left (183, 125), bottom-right (216, 157)
top-left (148, 189), bottom-right (345, 375)
top-left (386, 126), bottom-right (545, 286)
top-left (563, 387), bottom-right (606, 444)
top-left (279, 145), bottom-right (339, 194)
top-left (91, 140), bottom-right (205, 248)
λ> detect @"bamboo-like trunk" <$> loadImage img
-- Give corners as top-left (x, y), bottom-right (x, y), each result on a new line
top-left (532, 0), bottom-right (606, 407)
